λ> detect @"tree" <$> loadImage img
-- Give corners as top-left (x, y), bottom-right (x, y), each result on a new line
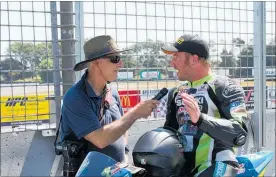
top-left (0, 58), bottom-right (28, 81)
top-left (7, 42), bottom-right (53, 68)
top-left (38, 58), bottom-right (54, 83)
top-left (126, 39), bottom-right (170, 69)
top-left (209, 40), bottom-right (217, 54)
top-left (118, 39), bottom-right (171, 79)
top-left (2, 41), bottom-right (63, 82)
top-left (232, 38), bottom-right (245, 47)
top-left (266, 39), bottom-right (276, 67)
top-left (120, 49), bottom-right (139, 69)
top-left (209, 59), bottom-right (220, 68)
top-left (219, 49), bottom-right (237, 67)
top-left (234, 45), bottom-right (254, 78)
top-left (234, 41), bottom-right (275, 78)
top-left (268, 36), bottom-right (275, 45)
top-left (4, 42), bottom-right (57, 80)
top-left (219, 48), bottom-right (237, 76)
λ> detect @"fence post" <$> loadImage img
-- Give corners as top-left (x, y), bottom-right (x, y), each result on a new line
top-left (74, 1), bottom-right (85, 82)
top-left (50, 1), bottom-right (61, 130)
top-left (60, 2), bottom-right (76, 95)
top-left (253, 2), bottom-right (266, 151)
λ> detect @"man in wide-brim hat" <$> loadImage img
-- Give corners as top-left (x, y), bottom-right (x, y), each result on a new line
top-left (74, 35), bottom-right (130, 73)
top-left (56, 35), bottom-right (159, 173)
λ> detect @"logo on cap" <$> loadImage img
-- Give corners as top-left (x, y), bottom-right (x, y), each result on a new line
top-left (176, 38), bottom-right (184, 44)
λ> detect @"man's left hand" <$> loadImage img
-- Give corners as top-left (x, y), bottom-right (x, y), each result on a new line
top-left (181, 93), bottom-right (201, 124)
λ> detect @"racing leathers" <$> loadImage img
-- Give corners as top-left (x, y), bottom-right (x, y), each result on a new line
top-left (164, 73), bottom-right (248, 177)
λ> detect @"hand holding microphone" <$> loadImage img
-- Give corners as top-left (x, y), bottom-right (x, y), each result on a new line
top-left (151, 88), bottom-right (169, 101)
top-left (129, 88), bottom-right (168, 120)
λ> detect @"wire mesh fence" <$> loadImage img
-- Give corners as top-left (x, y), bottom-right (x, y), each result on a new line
top-left (265, 2), bottom-right (276, 111)
top-left (0, 1), bottom-right (275, 134)
top-left (80, 1), bottom-right (275, 114)
top-left (1, 1), bottom-right (58, 133)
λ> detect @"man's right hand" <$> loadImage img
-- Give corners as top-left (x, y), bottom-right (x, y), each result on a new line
top-left (84, 99), bottom-right (159, 149)
top-left (129, 100), bottom-right (159, 119)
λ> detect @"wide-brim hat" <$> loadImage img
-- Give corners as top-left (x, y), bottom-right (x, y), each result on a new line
top-left (74, 35), bottom-right (132, 71)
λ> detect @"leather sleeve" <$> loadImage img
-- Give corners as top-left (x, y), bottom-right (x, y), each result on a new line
top-left (196, 77), bottom-right (248, 147)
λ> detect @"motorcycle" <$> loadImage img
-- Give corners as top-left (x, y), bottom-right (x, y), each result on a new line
top-left (75, 127), bottom-right (274, 177)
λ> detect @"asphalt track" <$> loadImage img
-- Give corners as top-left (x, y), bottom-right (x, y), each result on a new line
top-left (1, 79), bottom-right (270, 97)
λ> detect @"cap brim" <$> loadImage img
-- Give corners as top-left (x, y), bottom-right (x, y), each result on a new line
top-left (73, 48), bottom-right (133, 71)
top-left (161, 46), bottom-right (178, 55)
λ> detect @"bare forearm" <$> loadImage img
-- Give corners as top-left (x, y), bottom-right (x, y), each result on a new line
top-left (85, 99), bottom-right (159, 148)
top-left (101, 116), bottom-right (134, 148)
top-left (85, 111), bottom-right (136, 148)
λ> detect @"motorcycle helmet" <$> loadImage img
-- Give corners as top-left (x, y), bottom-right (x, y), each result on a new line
top-left (132, 126), bottom-right (186, 177)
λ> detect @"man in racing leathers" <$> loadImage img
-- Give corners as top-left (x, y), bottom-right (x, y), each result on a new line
top-left (161, 34), bottom-right (248, 177)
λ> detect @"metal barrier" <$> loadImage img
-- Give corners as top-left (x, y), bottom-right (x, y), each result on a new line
top-left (79, 2), bottom-right (258, 99)
top-left (0, 1), bottom-right (77, 134)
top-left (0, 2), bottom-right (275, 152)
top-left (264, 2), bottom-right (276, 111)
top-left (1, 2), bottom-right (57, 133)
top-left (0, 1), bottom-right (275, 176)
top-left (75, 1), bottom-right (275, 152)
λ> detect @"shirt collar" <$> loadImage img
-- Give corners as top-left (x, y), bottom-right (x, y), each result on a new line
top-left (82, 70), bottom-right (99, 98)
top-left (188, 73), bottom-right (214, 87)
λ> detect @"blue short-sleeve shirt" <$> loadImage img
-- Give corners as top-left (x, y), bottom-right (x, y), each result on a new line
top-left (59, 70), bottom-right (125, 162)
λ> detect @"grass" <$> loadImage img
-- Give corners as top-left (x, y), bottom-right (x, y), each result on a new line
top-left (13, 75), bottom-right (41, 83)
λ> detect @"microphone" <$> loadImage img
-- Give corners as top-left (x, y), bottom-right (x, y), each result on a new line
top-left (152, 88), bottom-right (168, 101)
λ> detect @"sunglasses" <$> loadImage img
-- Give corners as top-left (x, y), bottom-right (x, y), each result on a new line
top-left (105, 55), bottom-right (121, 64)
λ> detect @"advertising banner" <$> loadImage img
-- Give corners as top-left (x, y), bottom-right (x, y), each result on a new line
top-left (118, 90), bottom-right (141, 113)
top-left (252, 68), bottom-right (276, 77)
top-left (267, 86), bottom-right (276, 109)
top-left (118, 72), bottom-right (133, 80)
top-left (117, 85), bottom-right (275, 118)
top-left (1, 94), bottom-right (50, 127)
top-left (243, 86), bottom-right (276, 110)
top-left (140, 89), bottom-right (168, 118)
top-left (243, 86), bottom-right (254, 110)
top-left (139, 70), bottom-right (161, 80)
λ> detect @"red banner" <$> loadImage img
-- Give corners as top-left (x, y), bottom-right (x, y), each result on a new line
top-left (118, 90), bottom-right (141, 113)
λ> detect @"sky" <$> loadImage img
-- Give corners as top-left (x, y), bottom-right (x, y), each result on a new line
top-left (0, 1), bottom-right (275, 62)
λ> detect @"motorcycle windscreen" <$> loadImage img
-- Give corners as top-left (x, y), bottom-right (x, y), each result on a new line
top-left (236, 150), bottom-right (274, 177)
top-left (76, 151), bottom-right (118, 177)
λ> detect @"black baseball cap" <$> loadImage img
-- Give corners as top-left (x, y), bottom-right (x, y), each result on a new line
top-left (161, 34), bottom-right (210, 59)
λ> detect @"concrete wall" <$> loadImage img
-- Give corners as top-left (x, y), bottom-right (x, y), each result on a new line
top-left (1, 113), bottom-right (275, 176)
